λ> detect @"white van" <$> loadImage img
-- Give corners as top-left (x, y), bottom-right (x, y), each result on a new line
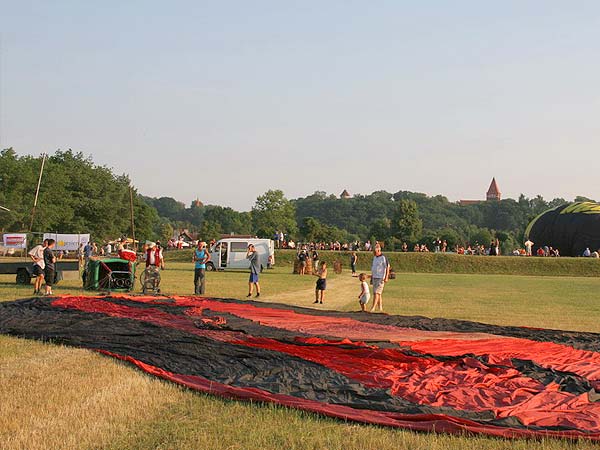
top-left (207, 238), bottom-right (274, 272)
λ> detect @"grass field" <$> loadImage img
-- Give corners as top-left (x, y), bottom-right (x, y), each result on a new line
top-left (2, 260), bottom-right (600, 449)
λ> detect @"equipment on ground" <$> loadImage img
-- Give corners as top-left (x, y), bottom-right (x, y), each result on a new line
top-left (83, 258), bottom-right (135, 291)
top-left (140, 265), bottom-right (161, 294)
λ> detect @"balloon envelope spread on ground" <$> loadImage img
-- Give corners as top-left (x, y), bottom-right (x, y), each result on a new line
top-left (2, 295), bottom-right (600, 441)
top-left (525, 201), bottom-right (600, 257)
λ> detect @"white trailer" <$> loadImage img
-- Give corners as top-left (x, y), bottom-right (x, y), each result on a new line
top-left (207, 238), bottom-right (274, 272)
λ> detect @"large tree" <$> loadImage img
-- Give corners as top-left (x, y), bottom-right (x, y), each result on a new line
top-left (300, 217), bottom-right (322, 242)
top-left (251, 190), bottom-right (297, 238)
top-left (0, 149), bottom-right (158, 241)
top-left (203, 206), bottom-right (252, 236)
top-left (198, 220), bottom-right (222, 242)
top-left (393, 199), bottom-right (422, 243)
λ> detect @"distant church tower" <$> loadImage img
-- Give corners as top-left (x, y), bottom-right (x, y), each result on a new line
top-left (486, 178), bottom-right (501, 201)
top-left (340, 189), bottom-right (352, 199)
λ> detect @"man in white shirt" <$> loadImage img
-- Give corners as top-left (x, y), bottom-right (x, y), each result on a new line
top-left (28, 240), bottom-right (47, 295)
top-left (370, 244), bottom-right (390, 312)
top-left (524, 240), bottom-right (534, 256)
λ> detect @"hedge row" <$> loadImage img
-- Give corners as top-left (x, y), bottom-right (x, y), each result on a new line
top-left (164, 249), bottom-right (600, 277)
top-left (273, 250), bottom-right (600, 278)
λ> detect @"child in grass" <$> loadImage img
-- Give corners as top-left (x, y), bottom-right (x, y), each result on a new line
top-left (313, 261), bottom-right (327, 304)
top-left (357, 273), bottom-right (370, 312)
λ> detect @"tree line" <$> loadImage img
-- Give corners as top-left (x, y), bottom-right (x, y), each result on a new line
top-left (0, 149), bottom-right (157, 241)
top-left (143, 187), bottom-right (592, 255)
top-left (1, 149), bottom-right (594, 252)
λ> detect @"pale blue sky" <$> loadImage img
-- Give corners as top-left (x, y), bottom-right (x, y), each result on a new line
top-left (2, 1), bottom-right (599, 210)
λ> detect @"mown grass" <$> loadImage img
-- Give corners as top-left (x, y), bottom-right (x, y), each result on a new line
top-left (2, 261), bottom-right (600, 449)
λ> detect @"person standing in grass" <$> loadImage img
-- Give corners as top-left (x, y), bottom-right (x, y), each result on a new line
top-left (370, 244), bottom-right (390, 312)
top-left (524, 239), bottom-right (534, 256)
top-left (43, 239), bottom-right (57, 296)
top-left (357, 273), bottom-right (370, 312)
top-left (28, 239), bottom-right (47, 295)
top-left (297, 248), bottom-right (308, 275)
top-left (350, 251), bottom-right (358, 276)
top-left (311, 248), bottom-right (320, 273)
top-left (77, 242), bottom-right (85, 266)
top-left (313, 261), bottom-right (327, 304)
top-left (247, 244), bottom-right (261, 298)
top-left (193, 241), bottom-right (210, 295)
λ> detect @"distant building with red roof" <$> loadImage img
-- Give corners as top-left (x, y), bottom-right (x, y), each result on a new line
top-left (458, 199), bottom-right (482, 206)
top-left (459, 178), bottom-right (501, 206)
top-left (486, 178), bottom-right (501, 201)
top-left (340, 189), bottom-right (352, 199)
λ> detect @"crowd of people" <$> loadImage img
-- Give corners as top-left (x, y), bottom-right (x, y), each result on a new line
top-left (292, 238), bottom-right (505, 256)
top-left (580, 247), bottom-right (600, 258)
top-left (29, 231), bottom-right (597, 313)
top-left (289, 237), bottom-right (569, 258)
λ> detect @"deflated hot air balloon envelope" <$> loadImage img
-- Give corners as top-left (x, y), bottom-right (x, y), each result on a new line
top-left (525, 201), bottom-right (600, 257)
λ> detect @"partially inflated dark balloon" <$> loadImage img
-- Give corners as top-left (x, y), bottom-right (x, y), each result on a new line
top-left (525, 202), bottom-right (600, 257)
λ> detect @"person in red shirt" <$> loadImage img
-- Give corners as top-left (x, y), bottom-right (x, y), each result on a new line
top-left (146, 242), bottom-right (164, 269)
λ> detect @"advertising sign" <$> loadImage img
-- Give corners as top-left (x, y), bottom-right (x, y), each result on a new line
top-left (43, 233), bottom-right (90, 251)
top-left (2, 233), bottom-right (27, 249)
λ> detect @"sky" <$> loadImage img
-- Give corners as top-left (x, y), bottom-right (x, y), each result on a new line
top-left (1, 1), bottom-right (599, 210)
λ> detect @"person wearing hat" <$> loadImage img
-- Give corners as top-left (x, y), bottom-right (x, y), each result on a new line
top-left (246, 244), bottom-right (261, 298)
top-left (193, 241), bottom-right (210, 295)
top-left (145, 241), bottom-right (164, 269)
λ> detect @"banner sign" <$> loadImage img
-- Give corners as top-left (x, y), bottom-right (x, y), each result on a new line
top-left (43, 233), bottom-right (90, 251)
top-left (2, 233), bottom-right (27, 249)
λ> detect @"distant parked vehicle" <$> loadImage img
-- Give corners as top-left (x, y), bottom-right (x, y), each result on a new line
top-left (207, 238), bottom-right (274, 272)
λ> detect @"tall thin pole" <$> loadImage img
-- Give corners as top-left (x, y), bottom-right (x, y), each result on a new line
top-left (29, 153), bottom-right (47, 232)
top-left (129, 186), bottom-right (136, 249)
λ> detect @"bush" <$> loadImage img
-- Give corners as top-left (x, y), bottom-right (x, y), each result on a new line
top-left (272, 250), bottom-right (600, 277)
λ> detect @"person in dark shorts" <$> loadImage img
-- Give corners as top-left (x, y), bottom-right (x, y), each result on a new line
top-left (28, 239), bottom-right (47, 295)
top-left (246, 244), bottom-right (261, 298)
top-left (43, 239), bottom-right (57, 295)
top-left (313, 261), bottom-right (327, 304)
top-left (350, 251), bottom-right (358, 276)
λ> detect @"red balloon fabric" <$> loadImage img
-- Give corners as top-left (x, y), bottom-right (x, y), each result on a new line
top-left (2, 294), bottom-right (600, 441)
